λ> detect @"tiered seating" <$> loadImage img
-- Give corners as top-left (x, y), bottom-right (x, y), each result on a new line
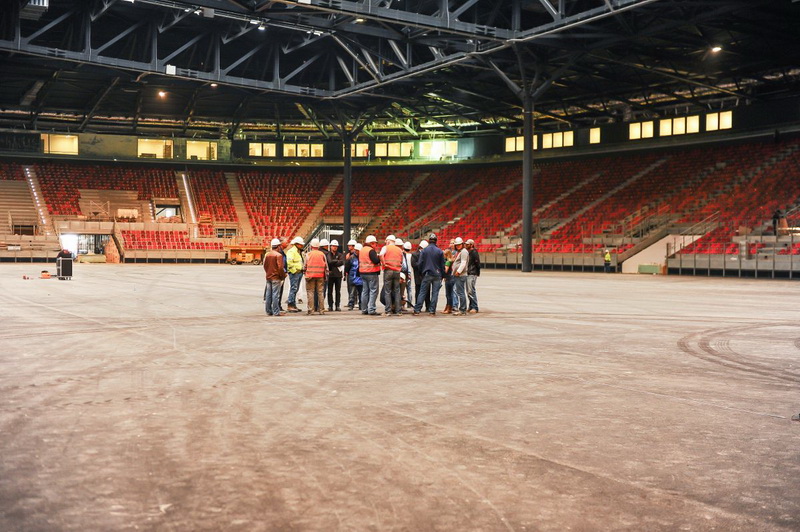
top-left (121, 230), bottom-right (223, 250)
top-left (0, 161), bottom-right (24, 180)
top-left (35, 162), bottom-right (177, 216)
top-left (323, 169), bottom-right (413, 218)
top-left (189, 169), bottom-right (237, 224)
top-left (237, 169), bottom-right (333, 237)
top-left (678, 227), bottom-right (740, 255)
top-left (778, 243), bottom-right (800, 255)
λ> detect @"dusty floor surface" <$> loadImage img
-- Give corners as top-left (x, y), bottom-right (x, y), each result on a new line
top-left (1, 263), bottom-right (799, 531)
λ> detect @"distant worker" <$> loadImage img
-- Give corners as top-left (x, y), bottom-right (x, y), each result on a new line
top-left (379, 234), bottom-right (396, 308)
top-left (604, 249), bottom-right (612, 273)
top-left (344, 239), bottom-right (358, 310)
top-left (402, 241), bottom-right (414, 309)
top-left (413, 233), bottom-right (445, 316)
top-left (412, 240), bottom-right (430, 312)
top-left (304, 238), bottom-right (328, 315)
top-left (277, 236), bottom-right (289, 312)
top-left (442, 239), bottom-right (455, 314)
top-left (319, 238), bottom-right (330, 300)
top-left (263, 238), bottom-right (286, 316)
top-left (381, 237), bottom-right (404, 316)
top-left (359, 235), bottom-right (381, 315)
top-left (285, 236), bottom-right (305, 312)
top-left (348, 243), bottom-right (364, 311)
top-left (465, 239), bottom-right (481, 314)
top-left (450, 237), bottom-right (469, 316)
top-left (326, 239), bottom-right (344, 312)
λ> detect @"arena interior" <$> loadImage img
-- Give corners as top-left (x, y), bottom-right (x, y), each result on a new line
top-left (1, 1), bottom-right (800, 530)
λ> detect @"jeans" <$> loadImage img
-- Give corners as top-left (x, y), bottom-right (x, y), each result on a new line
top-left (306, 277), bottom-right (325, 312)
top-left (451, 275), bottom-right (467, 313)
top-left (466, 275), bottom-right (479, 311)
top-left (414, 278), bottom-right (430, 311)
top-left (287, 272), bottom-right (303, 306)
top-left (346, 277), bottom-right (355, 308)
top-left (265, 279), bottom-right (283, 315)
top-left (361, 274), bottom-right (379, 314)
top-left (327, 277), bottom-right (342, 309)
top-left (383, 270), bottom-right (402, 314)
top-left (405, 275), bottom-right (414, 307)
top-left (414, 274), bottom-right (442, 314)
top-left (444, 276), bottom-right (454, 306)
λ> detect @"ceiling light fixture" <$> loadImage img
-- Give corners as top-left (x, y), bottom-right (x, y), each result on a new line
top-left (158, 90), bottom-right (166, 98)
top-left (711, 45), bottom-right (722, 53)
top-left (355, 17), bottom-right (366, 23)
top-left (258, 23), bottom-right (266, 30)
top-left (210, 83), bottom-right (218, 88)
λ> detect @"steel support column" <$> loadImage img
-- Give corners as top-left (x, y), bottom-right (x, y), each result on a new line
top-left (343, 135), bottom-right (353, 244)
top-left (522, 94), bottom-right (534, 272)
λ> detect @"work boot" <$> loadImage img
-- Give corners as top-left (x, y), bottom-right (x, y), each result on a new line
top-left (442, 305), bottom-right (452, 314)
top-left (288, 304), bottom-right (300, 313)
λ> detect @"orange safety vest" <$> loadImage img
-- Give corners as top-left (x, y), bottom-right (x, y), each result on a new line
top-left (359, 245), bottom-right (381, 273)
top-left (305, 249), bottom-right (327, 278)
top-left (382, 245), bottom-right (403, 271)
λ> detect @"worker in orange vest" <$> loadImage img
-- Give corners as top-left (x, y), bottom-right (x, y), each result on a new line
top-left (382, 237), bottom-right (404, 316)
top-left (359, 235), bottom-right (381, 315)
top-left (304, 238), bottom-right (329, 315)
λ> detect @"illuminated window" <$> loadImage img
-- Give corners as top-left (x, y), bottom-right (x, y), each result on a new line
top-left (297, 143), bottom-right (310, 158)
top-left (687, 115), bottom-right (700, 134)
top-left (673, 117), bottom-right (686, 135)
top-left (262, 143), bottom-right (277, 157)
top-left (660, 119), bottom-right (673, 137)
top-left (187, 140), bottom-right (216, 160)
top-left (542, 133), bottom-right (553, 149)
top-left (249, 142), bottom-right (262, 157)
top-left (445, 141), bottom-right (458, 156)
top-left (553, 132), bottom-right (563, 148)
top-left (138, 139), bottom-right (173, 159)
top-left (42, 134), bottom-right (79, 155)
top-left (350, 143), bottom-right (370, 157)
top-left (374, 143), bottom-right (388, 157)
top-left (641, 121), bottom-right (654, 138)
top-left (505, 137), bottom-right (516, 153)
top-left (401, 142), bottom-right (413, 157)
top-left (589, 128), bottom-right (601, 144)
top-left (629, 123), bottom-right (641, 140)
top-left (720, 111), bottom-right (733, 129)
top-left (283, 144), bottom-right (296, 157)
top-left (563, 131), bottom-right (574, 147)
top-left (387, 142), bottom-right (401, 157)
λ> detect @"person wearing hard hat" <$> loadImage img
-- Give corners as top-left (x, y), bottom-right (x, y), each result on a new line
top-left (413, 233), bottom-right (445, 316)
top-left (465, 239), bottom-right (481, 314)
top-left (344, 239), bottom-right (358, 310)
top-left (263, 238), bottom-right (286, 316)
top-left (359, 235), bottom-right (381, 315)
top-left (402, 240), bottom-right (414, 310)
top-left (604, 249), bottom-right (612, 273)
top-left (378, 234), bottom-right (396, 309)
top-left (442, 239), bottom-right (456, 314)
top-left (319, 238), bottom-right (330, 301)
top-left (285, 236), bottom-right (305, 312)
top-left (277, 236), bottom-right (290, 312)
top-left (348, 243), bottom-right (364, 311)
top-left (411, 240), bottom-right (430, 312)
top-left (381, 237), bottom-right (404, 316)
top-left (326, 239), bottom-right (345, 311)
top-left (450, 237), bottom-right (469, 316)
top-left (304, 238), bottom-right (329, 315)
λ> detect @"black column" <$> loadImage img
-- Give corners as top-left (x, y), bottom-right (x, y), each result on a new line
top-left (343, 135), bottom-right (353, 244)
top-left (522, 94), bottom-right (534, 272)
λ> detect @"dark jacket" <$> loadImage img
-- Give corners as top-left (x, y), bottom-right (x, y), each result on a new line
top-left (326, 249), bottom-right (344, 278)
top-left (418, 243), bottom-right (445, 278)
top-left (411, 250), bottom-right (421, 278)
top-left (467, 248), bottom-right (481, 276)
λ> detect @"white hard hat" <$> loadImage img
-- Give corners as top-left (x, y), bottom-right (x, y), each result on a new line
top-left (319, 238), bottom-right (329, 247)
top-left (355, 243), bottom-right (363, 250)
top-left (420, 240), bottom-right (429, 249)
top-left (365, 235), bottom-right (377, 244)
top-left (466, 239), bottom-right (475, 245)
top-left (291, 237), bottom-right (305, 246)
top-left (330, 239), bottom-right (339, 247)
top-left (385, 234), bottom-right (396, 242)
top-left (270, 238), bottom-right (281, 247)
top-left (403, 242), bottom-right (412, 250)
top-left (310, 238), bottom-right (320, 247)
top-left (454, 237), bottom-right (464, 245)
top-left (347, 239), bottom-right (357, 246)
top-left (394, 238), bottom-right (404, 246)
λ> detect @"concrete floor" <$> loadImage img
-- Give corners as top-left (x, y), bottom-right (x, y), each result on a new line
top-left (1, 263), bottom-right (799, 531)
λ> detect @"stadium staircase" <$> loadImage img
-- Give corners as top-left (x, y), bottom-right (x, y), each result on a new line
top-left (360, 172), bottom-right (429, 238)
top-left (396, 181), bottom-right (480, 237)
top-left (0, 180), bottom-right (39, 233)
top-left (176, 172), bottom-right (197, 224)
top-left (224, 172), bottom-right (254, 237)
top-left (296, 174), bottom-right (343, 240)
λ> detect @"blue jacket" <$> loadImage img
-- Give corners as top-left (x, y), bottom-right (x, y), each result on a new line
top-left (418, 243), bottom-right (445, 278)
top-left (349, 255), bottom-right (363, 286)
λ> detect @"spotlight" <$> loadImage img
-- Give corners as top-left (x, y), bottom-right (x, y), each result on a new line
top-left (711, 45), bottom-right (722, 53)
top-left (258, 23), bottom-right (266, 31)
top-left (355, 17), bottom-right (365, 23)
top-left (210, 83), bottom-right (218, 88)
top-left (249, 19), bottom-right (259, 24)
top-left (158, 90), bottom-right (166, 98)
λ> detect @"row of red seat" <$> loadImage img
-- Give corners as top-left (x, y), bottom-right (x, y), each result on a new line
top-left (121, 230), bottom-right (223, 250)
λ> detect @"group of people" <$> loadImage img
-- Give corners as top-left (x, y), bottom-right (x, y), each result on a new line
top-left (262, 233), bottom-right (481, 317)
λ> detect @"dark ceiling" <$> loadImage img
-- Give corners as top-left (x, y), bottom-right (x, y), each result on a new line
top-left (0, 0), bottom-right (798, 140)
